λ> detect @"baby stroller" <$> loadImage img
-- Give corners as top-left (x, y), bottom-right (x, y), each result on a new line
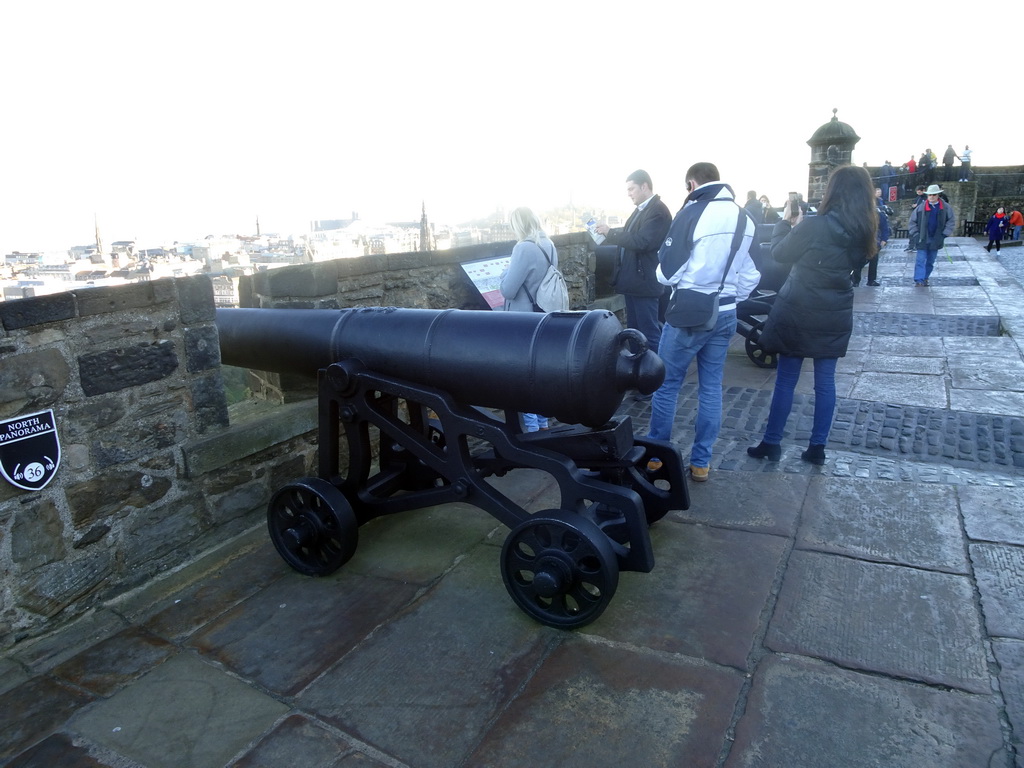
top-left (735, 223), bottom-right (793, 368)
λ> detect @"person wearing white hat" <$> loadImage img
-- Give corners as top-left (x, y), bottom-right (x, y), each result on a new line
top-left (907, 184), bottom-right (956, 286)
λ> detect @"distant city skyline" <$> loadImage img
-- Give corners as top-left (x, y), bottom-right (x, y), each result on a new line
top-left (2, 2), bottom-right (1016, 256)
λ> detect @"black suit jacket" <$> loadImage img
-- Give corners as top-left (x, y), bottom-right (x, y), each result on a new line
top-left (604, 194), bottom-right (672, 297)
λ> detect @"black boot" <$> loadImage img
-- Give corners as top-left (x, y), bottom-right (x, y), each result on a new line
top-left (747, 441), bottom-right (782, 461)
top-left (801, 444), bottom-right (826, 465)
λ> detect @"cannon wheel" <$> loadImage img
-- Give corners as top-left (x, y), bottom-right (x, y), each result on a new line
top-left (268, 478), bottom-right (358, 576)
top-left (500, 510), bottom-right (618, 629)
top-left (745, 335), bottom-right (778, 369)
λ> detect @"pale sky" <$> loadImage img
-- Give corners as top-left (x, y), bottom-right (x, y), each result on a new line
top-left (1, 0), bottom-right (1018, 255)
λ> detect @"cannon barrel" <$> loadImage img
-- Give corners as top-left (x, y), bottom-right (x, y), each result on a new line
top-left (216, 307), bottom-right (664, 427)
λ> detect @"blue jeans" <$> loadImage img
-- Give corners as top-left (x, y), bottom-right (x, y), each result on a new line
top-left (522, 413), bottom-right (548, 432)
top-left (646, 310), bottom-right (736, 467)
top-left (914, 249), bottom-right (938, 281)
top-left (624, 294), bottom-right (662, 353)
top-left (1014, 225), bottom-right (1021, 241)
top-left (763, 355), bottom-right (838, 446)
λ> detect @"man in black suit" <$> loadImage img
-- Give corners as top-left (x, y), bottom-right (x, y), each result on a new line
top-left (595, 169), bottom-right (672, 355)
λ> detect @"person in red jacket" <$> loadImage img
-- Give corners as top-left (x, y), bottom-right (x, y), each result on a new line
top-left (1008, 209), bottom-right (1023, 241)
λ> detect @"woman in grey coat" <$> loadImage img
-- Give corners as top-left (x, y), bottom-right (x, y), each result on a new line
top-left (500, 207), bottom-right (558, 313)
top-left (747, 166), bottom-right (876, 465)
top-left (499, 206), bottom-right (557, 431)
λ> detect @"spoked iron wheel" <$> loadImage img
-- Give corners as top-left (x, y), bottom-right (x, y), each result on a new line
top-left (745, 335), bottom-right (778, 369)
top-left (500, 510), bottom-right (619, 629)
top-left (267, 478), bottom-right (358, 576)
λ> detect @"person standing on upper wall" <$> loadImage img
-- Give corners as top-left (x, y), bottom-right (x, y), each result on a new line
top-left (942, 144), bottom-right (957, 182)
top-left (959, 145), bottom-right (972, 181)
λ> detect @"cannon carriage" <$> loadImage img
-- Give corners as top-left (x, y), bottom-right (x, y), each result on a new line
top-left (216, 306), bottom-right (690, 629)
top-left (734, 223), bottom-right (797, 369)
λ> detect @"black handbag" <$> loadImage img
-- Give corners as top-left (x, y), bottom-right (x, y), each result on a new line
top-left (665, 206), bottom-right (747, 331)
top-left (665, 287), bottom-right (721, 331)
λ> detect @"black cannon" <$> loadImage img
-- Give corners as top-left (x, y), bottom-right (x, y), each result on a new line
top-left (216, 307), bottom-right (690, 629)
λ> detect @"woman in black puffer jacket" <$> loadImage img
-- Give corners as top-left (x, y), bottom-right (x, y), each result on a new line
top-left (748, 166), bottom-right (877, 465)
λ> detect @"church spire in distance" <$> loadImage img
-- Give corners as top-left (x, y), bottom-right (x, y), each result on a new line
top-left (419, 201), bottom-right (433, 251)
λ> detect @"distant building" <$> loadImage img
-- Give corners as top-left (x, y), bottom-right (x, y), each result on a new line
top-left (68, 244), bottom-right (98, 259)
top-left (110, 241), bottom-right (135, 257)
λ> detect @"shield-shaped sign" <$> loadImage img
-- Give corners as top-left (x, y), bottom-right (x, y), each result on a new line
top-left (0, 409), bottom-right (61, 491)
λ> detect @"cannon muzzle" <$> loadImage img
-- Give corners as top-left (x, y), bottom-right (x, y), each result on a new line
top-left (216, 307), bottom-right (663, 427)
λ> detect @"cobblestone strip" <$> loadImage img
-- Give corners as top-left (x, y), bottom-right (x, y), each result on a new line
top-left (619, 386), bottom-right (1024, 472)
top-left (853, 312), bottom-right (1002, 336)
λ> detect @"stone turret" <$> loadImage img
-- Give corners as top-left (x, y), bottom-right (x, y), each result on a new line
top-left (807, 108), bottom-right (861, 204)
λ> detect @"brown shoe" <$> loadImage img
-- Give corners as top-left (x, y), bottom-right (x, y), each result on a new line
top-left (689, 465), bottom-right (709, 482)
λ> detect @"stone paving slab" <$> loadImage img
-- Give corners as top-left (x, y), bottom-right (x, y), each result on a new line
top-left (933, 300), bottom-right (1004, 317)
top-left (2, 731), bottom-right (128, 767)
top-left (0, 676), bottom-right (96, 762)
top-left (944, 335), bottom-right (1024, 356)
top-left (724, 654), bottom-right (1007, 768)
top-left (766, 550), bottom-right (990, 693)
top-left (798, 477), bottom-right (968, 573)
top-left (584, 521), bottom-right (787, 668)
top-left (344, 501), bottom-right (504, 584)
top-left (992, 640), bottom-right (1024, 762)
top-left (296, 545), bottom-right (556, 768)
top-left (950, 388), bottom-right (1024, 418)
top-left (52, 627), bottom-right (176, 697)
top-left (848, 371), bottom-right (948, 409)
top-left (862, 354), bottom-right (947, 375)
top-left (467, 636), bottom-right (744, 768)
top-left (189, 569), bottom-right (420, 697)
top-left (675, 470), bottom-right (807, 535)
top-left (6, 608), bottom-right (128, 676)
top-left (234, 714), bottom-right (386, 768)
top-left (133, 538), bottom-right (286, 644)
top-left (871, 336), bottom-right (945, 355)
top-left (0, 657), bottom-right (29, 697)
top-left (970, 542), bottom-right (1024, 640)
top-left (949, 358), bottom-right (1024, 390)
top-left (835, 348), bottom-right (868, 373)
top-left (71, 653), bottom-right (288, 768)
top-left (959, 485), bottom-right (1024, 546)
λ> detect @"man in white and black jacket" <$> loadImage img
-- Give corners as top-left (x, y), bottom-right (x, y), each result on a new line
top-left (646, 162), bottom-right (760, 483)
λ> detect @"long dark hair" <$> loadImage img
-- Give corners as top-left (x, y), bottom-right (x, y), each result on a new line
top-left (818, 165), bottom-right (878, 257)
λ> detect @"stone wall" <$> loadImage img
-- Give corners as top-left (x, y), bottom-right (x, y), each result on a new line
top-left (867, 165), bottom-right (1024, 227)
top-left (241, 232), bottom-right (596, 311)
top-left (0, 234), bottom-right (612, 647)
top-left (0, 276), bottom-right (319, 648)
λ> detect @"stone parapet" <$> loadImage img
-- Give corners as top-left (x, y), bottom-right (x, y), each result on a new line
top-left (241, 233), bottom-right (595, 311)
top-left (0, 276), bottom-right (320, 648)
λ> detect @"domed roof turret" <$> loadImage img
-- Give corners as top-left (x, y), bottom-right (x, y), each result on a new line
top-left (807, 108), bottom-right (860, 146)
